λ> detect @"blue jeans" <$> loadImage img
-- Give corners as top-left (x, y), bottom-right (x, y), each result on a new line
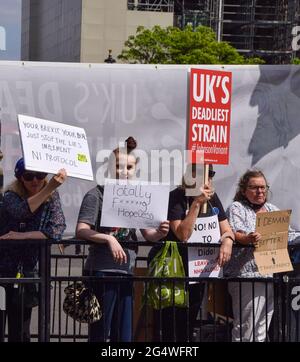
top-left (85, 271), bottom-right (133, 342)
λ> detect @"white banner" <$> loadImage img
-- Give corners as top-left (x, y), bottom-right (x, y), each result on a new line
top-left (100, 179), bottom-right (169, 229)
top-left (1, 62), bottom-right (300, 233)
top-left (18, 114), bottom-right (93, 181)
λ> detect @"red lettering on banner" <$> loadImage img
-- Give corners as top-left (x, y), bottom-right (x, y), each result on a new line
top-left (194, 260), bottom-right (208, 266)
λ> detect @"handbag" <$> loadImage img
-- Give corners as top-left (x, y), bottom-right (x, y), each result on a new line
top-left (145, 241), bottom-right (188, 309)
top-left (63, 281), bottom-right (102, 324)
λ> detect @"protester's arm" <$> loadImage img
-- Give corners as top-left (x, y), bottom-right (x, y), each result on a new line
top-left (0, 230), bottom-right (46, 240)
top-left (227, 202), bottom-right (259, 246)
top-left (0, 190), bottom-right (66, 241)
top-left (27, 169), bottom-right (67, 213)
top-left (76, 222), bottom-right (127, 264)
top-left (141, 221), bottom-right (170, 242)
top-left (170, 187), bottom-right (211, 242)
top-left (217, 219), bottom-right (234, 266)
top-left (234, 231), bottom-right (261, 246)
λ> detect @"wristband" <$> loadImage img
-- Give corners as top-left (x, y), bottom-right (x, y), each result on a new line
top-left (224, 235), bottom-right (235, 243)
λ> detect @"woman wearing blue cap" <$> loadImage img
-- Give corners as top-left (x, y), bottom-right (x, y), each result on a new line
top-left (0, 158), bottom-right (67, 342)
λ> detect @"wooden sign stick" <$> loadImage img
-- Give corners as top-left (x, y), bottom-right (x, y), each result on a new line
top-left (201, 164), bottom-right (209, 214)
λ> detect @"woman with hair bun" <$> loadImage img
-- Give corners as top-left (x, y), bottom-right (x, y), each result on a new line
top-left (76, 137), bottom-right (169, 342)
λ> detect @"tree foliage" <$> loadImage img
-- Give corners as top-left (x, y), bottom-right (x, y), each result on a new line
top-left (118, 25), bottom-right (264, 65)
top-left (292, 57), bottom-right (300, 64)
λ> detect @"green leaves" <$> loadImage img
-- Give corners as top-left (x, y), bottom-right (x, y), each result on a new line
top-left (118, 25), bottom-right (264, 65)
top-left (292, 57), bottom-right (300, 64)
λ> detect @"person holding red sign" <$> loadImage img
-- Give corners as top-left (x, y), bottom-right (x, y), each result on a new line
top-left (149, 163), bottom-right (234, 342)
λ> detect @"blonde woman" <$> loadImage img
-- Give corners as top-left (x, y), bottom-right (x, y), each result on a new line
top-left (0, 158), bottom-right (66, 342)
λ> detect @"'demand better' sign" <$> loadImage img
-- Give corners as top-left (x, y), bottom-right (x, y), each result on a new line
top-left (254, 210), bottom-right (293, 275)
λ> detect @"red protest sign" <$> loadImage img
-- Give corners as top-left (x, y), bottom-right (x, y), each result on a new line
top-left (188, 68), bottom-right (232, 165)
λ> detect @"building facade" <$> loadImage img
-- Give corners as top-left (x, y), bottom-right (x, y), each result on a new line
top-left (21, 0), bottom-right (173, 63)
top-left (174, 0), bottom-right (300, 64)
top-left (0, 0), bottom-right (22, 60)
top-left (219, 0), bottom-right (300, 64)
top-left (20, 0), bottom-right (300, 64)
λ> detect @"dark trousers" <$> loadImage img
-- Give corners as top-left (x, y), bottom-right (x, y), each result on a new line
top-left (152, 282), bottom-right (205, 342)
top-left (85, 271), bottom-right (133, 342)
top-left (0, 285), bottom-right (32, 342)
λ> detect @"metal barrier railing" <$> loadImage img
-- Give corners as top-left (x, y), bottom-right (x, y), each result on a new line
top-left (0, 239), bottom-right (51, 342)
top-left (49, 240), bottom-right (300, 342)
top-left (0, 239), bottom-right (300, 342)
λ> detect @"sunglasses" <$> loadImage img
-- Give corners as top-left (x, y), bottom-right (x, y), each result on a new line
top-left (209, 170), bottom-right (216, 178)
top-left (22, 172), bottom-right (47, 181)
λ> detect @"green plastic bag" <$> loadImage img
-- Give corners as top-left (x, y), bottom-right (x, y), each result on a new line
top-left (145, 241), bottom-right (188, 309)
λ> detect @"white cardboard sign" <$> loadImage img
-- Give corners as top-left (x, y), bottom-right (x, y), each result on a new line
top-left (187, 214), bottom-right (221, 244)
top-left (100, 179), bottom-right (170, 229)
top-left (188, 246), bottom-right (223, 278)
top-left (18, 114), bottom-right (93, 181)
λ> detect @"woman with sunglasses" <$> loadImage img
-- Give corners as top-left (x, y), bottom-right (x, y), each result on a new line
top-left (149, 163), bottom-right (234, 342)
top-left (0, 157), bottom-right (66, 342)
top-left (223, 169), bottom-right (277, 342)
